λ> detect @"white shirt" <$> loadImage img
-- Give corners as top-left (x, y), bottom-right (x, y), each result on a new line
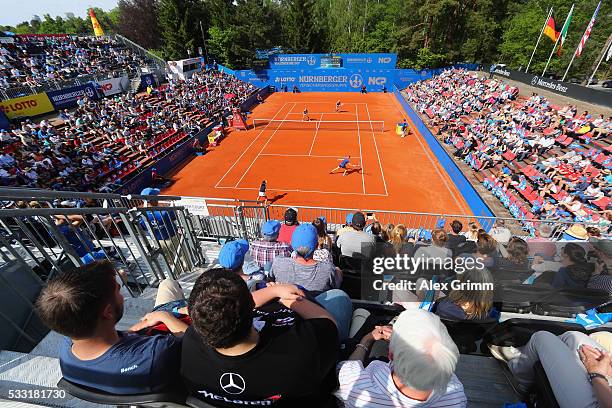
top-left (335, 360), bottom-right (467, 408)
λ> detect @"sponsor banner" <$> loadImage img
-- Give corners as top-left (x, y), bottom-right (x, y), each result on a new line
top-left (97, 76), bottom-right (129, 96)
top-left (0, 37), bottom-right (14, 44)
top-left (267, 68), bottom-right (395, 92)
top-left (269, 53), bottom-right (397, 69)
top-left (47, 83), bottom-right (99, 110)
top-left (490, 65), bottom-right (611, 108)
top-left (174, 197), bottom-right (209, 216)
top-left (0, 110), bottom-right (10, 130)
top-left (139, 73), bottom-right (156, 91)
top-left (0, 92), bottom-right (55, 119)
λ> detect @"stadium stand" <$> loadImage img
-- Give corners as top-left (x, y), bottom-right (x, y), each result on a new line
top-left (0, 188), bottom-right (610, 407)
top-left (0, 35), bottom-right (152, 89)
top-left (404, 69), bottom-right (611, 232)
top-left (0, 69), bottom-right (258, 192)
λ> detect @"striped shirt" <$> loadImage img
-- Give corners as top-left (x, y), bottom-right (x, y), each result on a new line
top-left (335, 360), bottom-right (467, 408)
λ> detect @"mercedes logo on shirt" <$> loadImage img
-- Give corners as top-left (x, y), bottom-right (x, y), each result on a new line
top-left (219, 372), bottom-right (246, 395)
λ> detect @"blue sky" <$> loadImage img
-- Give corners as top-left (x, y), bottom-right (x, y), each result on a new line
top-left (1, 1), bottom-right (119, 26)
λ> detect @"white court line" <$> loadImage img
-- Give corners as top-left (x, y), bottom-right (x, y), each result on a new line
top-left (234, 102), bottom-right (297, 188)
top-left (260, 153), bottom-right (361, 159)
top-left (388, 94), bottom-right (468, 213)
top-left (216, 185), bottom-right (388, 196)
top-left (286, 112), bottom-right (356, 115)
top-left (215, 102), bottom-right (288, 188)
top-left (355, 104), bottom-right (366, 194)
top-left (308, 112), bottom-right (324, 155)
top-left (365, 104), bottom-right (389, 196)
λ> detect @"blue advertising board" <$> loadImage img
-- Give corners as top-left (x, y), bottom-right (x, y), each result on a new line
top-left (268, 53), bottom-right (397, 70)
top-left (139, 73), bottom-right (156, 91)
top-left (0, 110), bottom-right (9, 130)
top-left (47, 83), bottom-right (99, 110)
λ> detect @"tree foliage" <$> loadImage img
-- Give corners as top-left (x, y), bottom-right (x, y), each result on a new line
top-left (1, 0), bottom-right (609, 75)
top-left (117, 0), bottom-right (161, 49)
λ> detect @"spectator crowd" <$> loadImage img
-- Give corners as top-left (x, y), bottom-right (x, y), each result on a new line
top-left (0, 35), bottom-right (153, 89)
top-left (405, 69), bottom-right (611, 233)
top-left (0, 69), bottom-right (258, 192)
top-left (32, 202), bottom-right (612, 408)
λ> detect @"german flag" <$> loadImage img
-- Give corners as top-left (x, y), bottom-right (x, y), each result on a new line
top-left (543, 17), bottom-right (559, 42)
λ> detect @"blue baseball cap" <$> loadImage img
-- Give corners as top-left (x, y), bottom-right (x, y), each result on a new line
top-left (345, 213), bottom-right (354, 224)
top-left (141, 187), bottom-right (160, 196)
top-left (291, 224), bottom-right (318, 258)
top-left (218, 239), bottom-right (249, 270)
top-left (262, 220), bottom-right (281, 237)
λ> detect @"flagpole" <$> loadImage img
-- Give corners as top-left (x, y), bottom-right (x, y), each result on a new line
top-left (588, 38), bottom-right (612, 86)
top-left (562, 1), bottom-right (600, 82)
top-left (542, 4), bottom-right (574, 77)
top-left (526, 7), bottom-right (552, 73)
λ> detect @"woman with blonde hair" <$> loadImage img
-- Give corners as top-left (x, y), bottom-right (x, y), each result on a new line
top-left (389, 224), bottom-right (408, 254)
top-left (434, 266), bottom-right (496, 321)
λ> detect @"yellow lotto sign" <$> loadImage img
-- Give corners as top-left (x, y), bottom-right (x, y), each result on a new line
top-left (0, 93), bottom-right (55, 119)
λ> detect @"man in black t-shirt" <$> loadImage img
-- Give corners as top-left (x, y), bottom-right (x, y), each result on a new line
top-left (447, 219), bottom-right (467, 257)
top-left (181, 268), bottom-right (339, 407)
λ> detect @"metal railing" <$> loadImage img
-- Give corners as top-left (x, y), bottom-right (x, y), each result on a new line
top-left (0, 187), bottom-right (609, 351)
top-left (160, 197), bottom-right (608, 242)
top-left (0, 188), bottom-right (205, 351)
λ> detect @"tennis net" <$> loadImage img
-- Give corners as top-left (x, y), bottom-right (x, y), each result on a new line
top-left (251, 119), bottom-right (385, 132)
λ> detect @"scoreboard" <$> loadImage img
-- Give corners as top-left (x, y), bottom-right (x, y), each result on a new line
top-left (320, 55), bottom-right (343, 68)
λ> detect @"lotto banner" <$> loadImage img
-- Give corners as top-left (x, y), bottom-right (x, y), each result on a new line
top-left (0, 93), bottom-right (54, 119)
top-left (47, 83), bottom-right (99, 110)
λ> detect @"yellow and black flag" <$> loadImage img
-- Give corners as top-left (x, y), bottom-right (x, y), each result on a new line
top-left (543, 17), bottom-right (559, 42)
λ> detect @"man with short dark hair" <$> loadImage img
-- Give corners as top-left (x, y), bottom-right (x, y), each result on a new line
top-left (447, 220), bottom-right (466, 256)
top-left (336, 211), bottom-right (376, 258)
top-left (36, 261), bottom-right (187, 394)
top-left (277, 208), bottom-right (299, 244)
top-left (181, 268), bottom-right (339, 407)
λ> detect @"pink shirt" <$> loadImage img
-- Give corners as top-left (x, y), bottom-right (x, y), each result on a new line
top-left (277, 224), bottom-right (298, 245)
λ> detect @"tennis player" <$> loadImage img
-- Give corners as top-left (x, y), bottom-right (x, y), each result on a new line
top-left (335, 100), bottom-right (342, 112)
top-left (330, 156), bottom-right (357, 176)
top-left (257, 180), bottom-right (267, 202)
top-left (302, 107), bottom-right (310, 121)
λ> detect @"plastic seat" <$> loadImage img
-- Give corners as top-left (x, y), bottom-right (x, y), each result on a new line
top-left (436, 315), bottom-right (498, 354)
top-left (57, 378), bottom-right (187, 407)
top-left (534, 288), bottom-right (610, 318)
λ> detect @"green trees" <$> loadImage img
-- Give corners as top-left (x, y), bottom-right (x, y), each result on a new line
top-left (1, 0), bottom-right (609, 73)
top-left (499, 0), bottom-right (610, 79)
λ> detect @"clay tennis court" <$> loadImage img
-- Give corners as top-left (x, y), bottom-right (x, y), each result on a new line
top-left (163, 92), bottom-right (471, 214)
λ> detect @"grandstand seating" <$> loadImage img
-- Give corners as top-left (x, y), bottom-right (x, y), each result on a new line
top-left (0, 69), bottom-right (258, 192)
top-left (0, 187), bottom-right (610, 408)
top-left (0, 35), bottom-right (152, 89)
top-left (404, 69), bottom-right (611, 230)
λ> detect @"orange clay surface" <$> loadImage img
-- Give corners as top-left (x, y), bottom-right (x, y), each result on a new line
top-left (163, 92), bottom-right (471, 215)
